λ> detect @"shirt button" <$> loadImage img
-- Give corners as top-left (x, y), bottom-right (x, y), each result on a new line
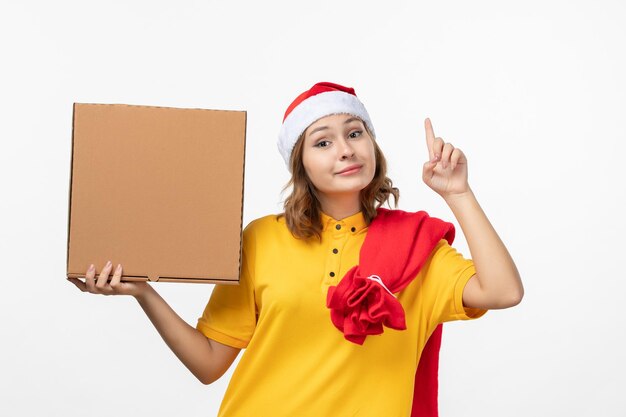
top-left (332, 248), bottom-right (338, 254)
top-left (351, 227), bottom-right (356, 232)
top-left (335, 224), bottom-right (341, 230)
top-left (330, 271), bottom-right (335, 277)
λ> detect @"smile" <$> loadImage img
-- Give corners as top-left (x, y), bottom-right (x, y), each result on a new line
top-left (336, 166), bottom-right (362, 176)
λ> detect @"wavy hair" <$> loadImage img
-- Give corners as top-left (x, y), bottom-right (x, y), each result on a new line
top-left (277, 122), bottom-right (399, 242)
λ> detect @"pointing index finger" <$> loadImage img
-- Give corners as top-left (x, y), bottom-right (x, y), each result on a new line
top-left (425, 118), bottom-right (436, 161)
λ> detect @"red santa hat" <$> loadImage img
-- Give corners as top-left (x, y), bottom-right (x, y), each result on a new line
top-left (278, 81), bottom-right (376, 170)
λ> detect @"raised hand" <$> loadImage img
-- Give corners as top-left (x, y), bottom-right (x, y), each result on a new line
top-left (422, 118), bottom-right (470, 198)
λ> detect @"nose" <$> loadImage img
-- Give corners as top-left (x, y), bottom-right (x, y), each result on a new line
top-left (338, 138), bottom-right (355, 160)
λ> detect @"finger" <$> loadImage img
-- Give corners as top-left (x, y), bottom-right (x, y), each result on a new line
top-left (96, 260), bottom-right (113, 289)
top-left (432, 137), bottom-right (445, 162)
top-left (424, 118), bottom-right (436, 161)
top-left (441, 143), bottom-right (455, 169)
top-left (85, 264), bottom-right (96, 292)
top-left (422, 159), bottom-right (436, 183)
top-left (109, 264), bottom-right (123, 290)
top-left (68, 277), bottom-right (87, 292)
top-left (450, 148), bottom-right (467, 171)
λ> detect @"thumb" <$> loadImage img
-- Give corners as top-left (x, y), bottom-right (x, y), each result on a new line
top-left (422, 159), bottom-right (437, 183)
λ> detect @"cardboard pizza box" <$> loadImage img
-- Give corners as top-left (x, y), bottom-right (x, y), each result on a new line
top-left (66, 103), bottom-right (246, 284)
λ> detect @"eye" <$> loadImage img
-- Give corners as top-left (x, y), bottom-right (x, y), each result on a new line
top-left (348, 130), bottom-right (362, 139)
top-left (314, 140), bottom-right (331, 148)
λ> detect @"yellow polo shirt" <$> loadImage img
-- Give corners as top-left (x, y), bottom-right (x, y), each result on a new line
top-left (196, 210), bottom-right (488, 417)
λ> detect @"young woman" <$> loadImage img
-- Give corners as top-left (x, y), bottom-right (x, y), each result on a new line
top-left (69, 82), bottom-right (523, 416)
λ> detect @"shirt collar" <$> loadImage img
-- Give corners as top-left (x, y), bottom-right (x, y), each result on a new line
top-left (320, 210), bottom-right (368, 234)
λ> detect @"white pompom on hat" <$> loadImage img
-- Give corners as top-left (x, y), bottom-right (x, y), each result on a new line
top-left (277, 81), bottom-right (376, 171)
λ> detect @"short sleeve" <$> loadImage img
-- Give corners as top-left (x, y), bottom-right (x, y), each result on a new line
top-left (421, 239), bottom-right (488, 323)
top-left (195, 226), bottom-right (258, 349)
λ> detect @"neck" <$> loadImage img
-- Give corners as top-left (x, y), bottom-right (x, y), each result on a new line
top-left (318, 192), bottom-right (361, 220)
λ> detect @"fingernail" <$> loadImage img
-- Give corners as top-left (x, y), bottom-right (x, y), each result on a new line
top-left (106, 260), bottom-right (112, 267)
top-left (89, 264), bottom-right (94, 271)
top-left (116, 264), bottom-right (121, 272)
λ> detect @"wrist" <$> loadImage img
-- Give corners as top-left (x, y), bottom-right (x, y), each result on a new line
top-left (134, 282), bottom-right (156, 303)
top-left (442, 186), bottom-right (474, 205)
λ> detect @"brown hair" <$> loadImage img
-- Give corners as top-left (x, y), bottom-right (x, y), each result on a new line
top-left (276, 123), bottom-right (399, 242)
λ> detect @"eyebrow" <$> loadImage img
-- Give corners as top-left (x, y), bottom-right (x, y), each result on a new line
top-left (307, 117), bottom-right (363, 138)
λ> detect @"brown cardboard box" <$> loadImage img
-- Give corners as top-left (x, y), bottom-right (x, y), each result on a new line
top-left (66, 103), bottom-right (246, 284)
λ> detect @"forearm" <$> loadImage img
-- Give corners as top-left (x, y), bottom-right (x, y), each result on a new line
top-left (134, 286), bottom-right (214, 384)
top-left (444, 187), bottom-right (524, 304)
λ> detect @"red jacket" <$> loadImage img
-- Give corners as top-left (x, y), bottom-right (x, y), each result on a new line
top-left (327, 207), bottom-right (456, 417)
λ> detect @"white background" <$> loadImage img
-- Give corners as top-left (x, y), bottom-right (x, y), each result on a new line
top-left (1, 0), bottom-right (625, 416)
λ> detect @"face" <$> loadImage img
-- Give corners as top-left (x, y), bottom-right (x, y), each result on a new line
top-left (301, 113), bottom-right (376, 200)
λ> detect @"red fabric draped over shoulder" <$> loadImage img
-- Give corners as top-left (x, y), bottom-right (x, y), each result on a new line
top-left (326, 207), bottom-right (455, 417)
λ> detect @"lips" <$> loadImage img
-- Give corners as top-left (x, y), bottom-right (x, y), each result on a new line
top-left (336, 164), bottom-right (363, 175)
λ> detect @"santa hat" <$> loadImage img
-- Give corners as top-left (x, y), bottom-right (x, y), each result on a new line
top-left (277, 81), bottom-right (376, 170)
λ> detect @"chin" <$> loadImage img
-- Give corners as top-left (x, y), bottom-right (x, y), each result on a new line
top-left (325, 180), bottom-right (371, 194)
